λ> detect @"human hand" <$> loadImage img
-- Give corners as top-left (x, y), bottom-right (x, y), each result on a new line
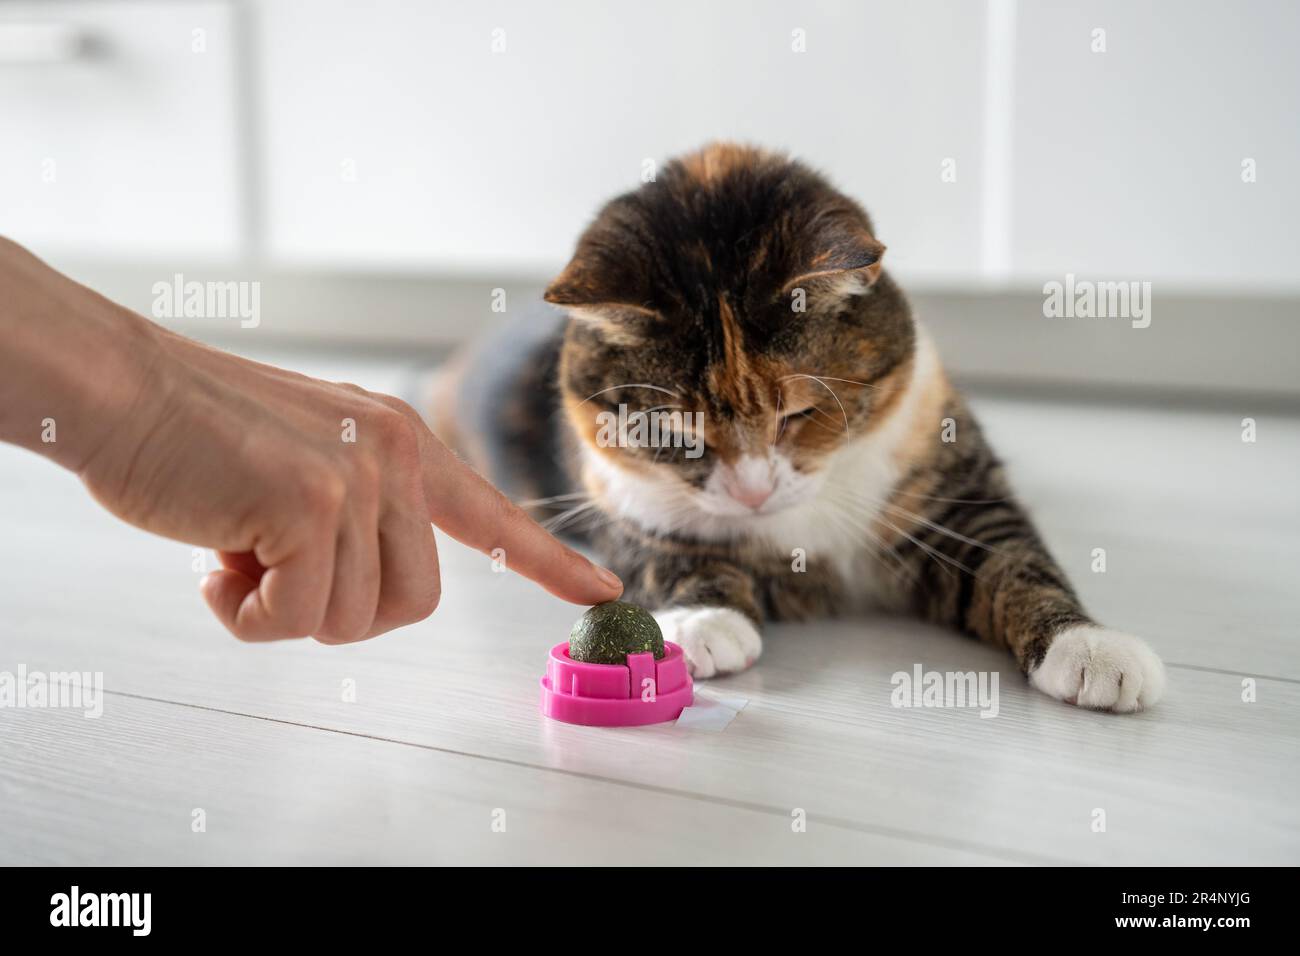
top-left (0, 238), bottom-right (621, 643)
top-left (84, 330), bottom-right (623, 642)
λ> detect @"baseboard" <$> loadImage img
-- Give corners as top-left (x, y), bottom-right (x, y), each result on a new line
top-left (52, 259), bottom-right (1300, 404)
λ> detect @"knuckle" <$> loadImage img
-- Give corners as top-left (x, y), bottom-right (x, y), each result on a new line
top-left (348, 453), bottom-right (383, 500)
top-left (379, 394), bottom-right (421, 419)
top-left (489, 489), bottom-right (525, 532)
top-left (394, 556), bottom-right (441, 626)
top-left (311, 613), bottom-right (368, 645)
top-left (372, 405), bottom-right (407, 439)
top-left (279, 612), bottom-right (320, 640)
top-left (315, 592), bottom-right (379, 644)
top-left (300, 469), bottom-right (348, 517)
top-left (393, 586), bottom-right (440, 629)
top-left (375, 407), bottom-right (422, 458)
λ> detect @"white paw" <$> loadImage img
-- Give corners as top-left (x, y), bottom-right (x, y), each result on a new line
top-left (1030, 625), bottom-right (1166, 713)
top-left (653, 606), bottom-right (762, 679)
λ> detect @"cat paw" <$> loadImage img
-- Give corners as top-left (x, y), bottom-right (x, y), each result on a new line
top-left (653, 606), bottom-right (762, 679)
top-left (1030, 625), bottom-right (1166, 713)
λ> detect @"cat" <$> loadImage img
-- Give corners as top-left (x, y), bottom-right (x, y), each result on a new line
top-left (428, 142), bottom-right (1166, 713)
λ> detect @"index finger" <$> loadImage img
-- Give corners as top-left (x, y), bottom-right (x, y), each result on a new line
top-left (422, 435), bottom-right (623, 605)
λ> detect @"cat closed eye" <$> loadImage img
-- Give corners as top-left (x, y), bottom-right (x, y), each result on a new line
top-left (780, 406), bottom-right (818, 421)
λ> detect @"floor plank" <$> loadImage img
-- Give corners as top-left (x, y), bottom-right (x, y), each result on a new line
top-left (2, 355), bottom-right (1297, 865)
top-left (0, 694), bottom-right (1008, 865)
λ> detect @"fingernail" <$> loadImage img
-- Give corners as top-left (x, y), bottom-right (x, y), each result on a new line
top-left (593, 565), bottom-right (623, 593)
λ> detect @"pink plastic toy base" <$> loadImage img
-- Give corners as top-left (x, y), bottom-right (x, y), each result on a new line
top-left (540, 640), bottom-right (694, 726)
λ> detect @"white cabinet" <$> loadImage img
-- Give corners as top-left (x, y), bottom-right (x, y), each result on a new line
top-left (257, 0), bottom-right (989, 281)
top-left (0, 1), bottom-right (242, 262)
top-left (3, 0), bottom-right (1296, 297)
top-left (1008, 0), bottom-right (1300, 291)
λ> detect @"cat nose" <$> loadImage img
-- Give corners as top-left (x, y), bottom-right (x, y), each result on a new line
top-left (721, 472), bottom-right (775, 510)
top-left (730, 485), bottom-right (773, 510)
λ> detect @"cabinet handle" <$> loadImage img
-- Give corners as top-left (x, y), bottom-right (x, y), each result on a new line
top-left (0, 22), bottom-right (92, 64)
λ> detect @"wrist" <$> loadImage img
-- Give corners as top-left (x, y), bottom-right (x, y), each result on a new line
top-left (68, 305), bottom-right (170, 475)
top-left (0, 240), bottom-right (169, 473)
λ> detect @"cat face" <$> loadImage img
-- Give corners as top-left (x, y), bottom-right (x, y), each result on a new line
top-left (547, 144), bottom-right (917, 538)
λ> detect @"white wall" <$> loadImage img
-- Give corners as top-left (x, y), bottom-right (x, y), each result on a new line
top-left (2, 0), bottom-right (1298, 294)
top-left (0, 1), bottom-right (243, 260)
top-left (257, 0), bottom-right (988, 283)
top-left (1009, 0), bottom-right (1300, 293)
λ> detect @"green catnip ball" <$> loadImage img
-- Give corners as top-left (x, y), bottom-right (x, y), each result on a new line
top-left (568, 601), bottom-right (665, 665)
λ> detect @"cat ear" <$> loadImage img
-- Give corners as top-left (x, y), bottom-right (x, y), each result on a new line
top-left (544, 250), bottom-right (660, 319)
top-left (781, 231), bottom-right (886, 301)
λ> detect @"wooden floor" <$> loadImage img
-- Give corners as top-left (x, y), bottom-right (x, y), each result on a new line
top-left (2, 350), bottom-right (1297, 865)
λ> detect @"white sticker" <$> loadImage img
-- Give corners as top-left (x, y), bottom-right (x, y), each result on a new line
top-left (675, 693), bottom-right (749, 732)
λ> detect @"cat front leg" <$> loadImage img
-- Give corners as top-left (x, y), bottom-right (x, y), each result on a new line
top-left (892, 497), bottom-right (1166, 712)
top-left (619, 555), bottom-right (763, 678)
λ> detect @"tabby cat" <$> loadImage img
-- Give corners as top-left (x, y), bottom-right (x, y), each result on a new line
top-left (431, 143), bottom-right (1165, 713)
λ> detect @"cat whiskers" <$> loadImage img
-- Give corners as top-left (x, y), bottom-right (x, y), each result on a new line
top-left (785, 374), bottom-right (879, 391)
top-left (818, 490), bottom-right (919, 586)
top-left (881, 503), bottom-right (1010, 557)
top-left (540, 499), bottom-right (606, 535)
top-left (823, 485), bottom-right (978, 579)
top-left (876, 514), bottom-right (972, 578)
top-left (577, 383), bottom-right (681, 406)
top-left (889, 487), bottom-right (1011, 506)
top-left (831, 483), bottom-right (1006, 558)
top-left (639, 486), bottom-right (704, 536)
top-left (517, 491), bottom-right (590, 508)
top-left (517, 491), bottom-right (610, 536)
top-left (638, 404), bottom-right (688, 464)
top-left (804, 406), bottom-right (850, 433)
top-left (777, 373), bottom-right (880, 443)
top-left (769, 389), bottom-right (786, 448)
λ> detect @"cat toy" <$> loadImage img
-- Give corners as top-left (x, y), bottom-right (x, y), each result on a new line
top-left (540, 601), bottom-right (694, 726)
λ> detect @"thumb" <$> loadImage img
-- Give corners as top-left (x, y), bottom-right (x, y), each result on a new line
top-left (200, 569), bottom-right (262, 639)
